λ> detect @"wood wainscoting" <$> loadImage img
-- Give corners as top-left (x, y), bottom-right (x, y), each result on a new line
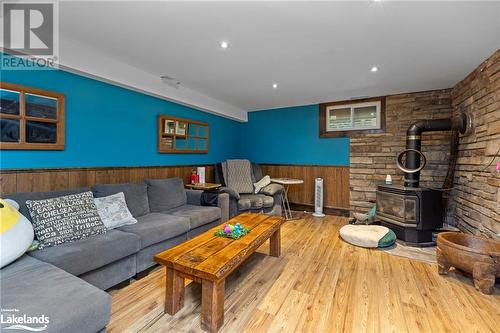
top-left (0, 165), bottom-right (214, 195)
top-left (260, 164), bottom-right (349, 209)
top-left (0, 164), bottom-right (350, 211)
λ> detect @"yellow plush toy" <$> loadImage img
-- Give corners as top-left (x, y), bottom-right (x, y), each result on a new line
top-left (0, 198), bottom-right (34, 268)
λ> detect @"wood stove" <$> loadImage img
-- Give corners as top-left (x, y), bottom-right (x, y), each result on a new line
top-left (375, 112), bottom-right (471, 245)
top-left (376, 185), bottom-right (442, 244)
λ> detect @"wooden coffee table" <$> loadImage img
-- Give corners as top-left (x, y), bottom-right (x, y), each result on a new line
top-left (154, 213), bottom-right (284, 332)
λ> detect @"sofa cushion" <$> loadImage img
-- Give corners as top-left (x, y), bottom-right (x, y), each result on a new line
top-left (26, 191), bottom-right (107, 249)
top-left (165, 205), bottom-right (221, 229)
top-left (29, 229), bottom-right (141, 276)
top-left (117, 213), bottom-right (189, 248)
top-left (146, 178), bottom-right (187, 212)
top-left (0, 255), bottom-right (111, 333)
top-left (4, 188), bottom-right (90, 223)
top-left (237, 198), bottom-right (252, 211)
top-left (92, 182), bottom-right (150, 217)
top-left (239, 194), bottom-right (274, 209)
top-left (256, 194), bottom-right (274, 208)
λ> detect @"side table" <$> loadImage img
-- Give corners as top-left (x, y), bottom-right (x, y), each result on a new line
top-left (270, 178), bottom-right (304, 220)
top-left (185, 183), bottom-right (222, 207)
top-left (185, 183), bottom-right (221, 191)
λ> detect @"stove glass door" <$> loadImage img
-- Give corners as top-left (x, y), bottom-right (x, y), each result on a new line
top-left (376, 191), bottom-right (418, 224)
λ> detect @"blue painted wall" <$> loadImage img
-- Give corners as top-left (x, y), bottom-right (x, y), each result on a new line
top-left (1, 54), bottom-right (350, 169)
top-left (240, 105), bottom-right (350, 166)
top-left (0, 66), bottom-right (241, 169)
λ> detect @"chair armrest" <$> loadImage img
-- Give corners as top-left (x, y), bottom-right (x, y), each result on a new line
top-left (217, 193), bottom-right (229, 223)
top-left (218, 187), bottom-right (240, 200)
top-left (260, 183), bottom-right (284, 196)
top-left (186, 189), bottom-right (203, 205)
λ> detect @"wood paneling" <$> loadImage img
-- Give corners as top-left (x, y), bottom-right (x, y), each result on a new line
top-left (0, 165), bottom-right (214, 195)
top-left (260, 164), bottom-right (349, 209)
top-left (0, 164), bottom-right (348, 209)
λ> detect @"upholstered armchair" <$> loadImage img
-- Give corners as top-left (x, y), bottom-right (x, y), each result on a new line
top-left (214, 160), bottom-right (283, 218)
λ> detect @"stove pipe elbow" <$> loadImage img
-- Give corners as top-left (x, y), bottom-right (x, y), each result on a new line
top-left (404, 113), bottom-right (468, 187)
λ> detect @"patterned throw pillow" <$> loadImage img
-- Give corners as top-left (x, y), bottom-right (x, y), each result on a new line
top-left (94, 192), bottom-right (137, 229)
top-left (26, 191), bottom-right (106, 249)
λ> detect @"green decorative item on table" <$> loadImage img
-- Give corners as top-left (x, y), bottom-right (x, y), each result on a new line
top-left (215, 223), bottom-right (250, 239)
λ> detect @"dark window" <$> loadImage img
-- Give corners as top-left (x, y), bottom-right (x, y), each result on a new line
top-left (26, 121), bottom-right (57, 143)
top-left (0, 89), bottom-right (20, 115)
top-left (0, 118), bottom-right (20, 142)
top-left (25, 93), bottom-right (58, 119)
top-left (0, 83), bottom-right (65, 150)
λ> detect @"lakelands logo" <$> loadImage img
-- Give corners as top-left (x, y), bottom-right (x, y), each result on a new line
top-left (1, 0), bottom-right (59, 70)
top-left (1, 309), bottom-right (49, 331)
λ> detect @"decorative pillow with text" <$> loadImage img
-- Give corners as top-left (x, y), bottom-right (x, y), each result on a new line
top-left (26, 191), bottom-right (106, 249)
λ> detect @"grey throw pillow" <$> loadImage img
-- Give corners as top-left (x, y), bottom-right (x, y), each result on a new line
top-left (94, 192), bottom-right (137, 229)
top-left (26, 191), bottom-right (106, 249)
top-left (92, 182), bottom-right (149, 217)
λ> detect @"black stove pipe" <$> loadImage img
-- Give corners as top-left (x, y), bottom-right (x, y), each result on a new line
top-left (404, 113), bottom-right (468, 187)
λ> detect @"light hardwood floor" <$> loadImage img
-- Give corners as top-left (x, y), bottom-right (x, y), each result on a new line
top-left (108, 214), bottom-right (500, 333)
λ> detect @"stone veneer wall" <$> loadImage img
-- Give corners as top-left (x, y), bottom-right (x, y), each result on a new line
top-left (350, 49), bottom-right (499, 238)
top-left (450, 50), bottom-right (500, 238)
top-left (350, 89), bottom-right (454, 215)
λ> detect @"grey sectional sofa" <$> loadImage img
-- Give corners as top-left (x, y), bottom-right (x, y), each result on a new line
top-left (1, 177), bottom-right (229, 333)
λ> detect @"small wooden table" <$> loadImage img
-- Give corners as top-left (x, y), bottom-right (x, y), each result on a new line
top-left (154, 213), bottom-right (284, 332)
top-left (184, 182), bottom-right (221, 191)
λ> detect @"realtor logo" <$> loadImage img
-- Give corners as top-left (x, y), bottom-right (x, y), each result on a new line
top-left (1, 1), bottom-right (59, 69)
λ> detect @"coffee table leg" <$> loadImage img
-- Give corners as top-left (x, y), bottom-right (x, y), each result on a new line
top-left (270, 228), bottom-right (281, 257)
top-left (201, 279), bottom-right (225, 333)
top-left (165, 267), bottom-right (185, 315)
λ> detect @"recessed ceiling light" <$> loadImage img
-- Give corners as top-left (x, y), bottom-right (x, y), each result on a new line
top-left (220, 41), bottom-right (229, 49)
top-left (370, 66), bottom-right (379, 72)
top-left (272, 83), bottom-right (278, 89)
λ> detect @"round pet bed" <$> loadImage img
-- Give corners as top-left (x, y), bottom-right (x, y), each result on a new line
top-left (340, 224), bottom-right (396, 248)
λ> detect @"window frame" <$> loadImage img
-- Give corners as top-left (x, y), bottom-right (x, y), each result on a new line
top-left (0, 82), bottom-right (65, 150)
top-left (319, 96), bottom-right (386, 138)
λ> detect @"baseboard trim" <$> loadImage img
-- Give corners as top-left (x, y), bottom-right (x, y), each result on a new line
top-left (290, 203), bottom-right (350, 217)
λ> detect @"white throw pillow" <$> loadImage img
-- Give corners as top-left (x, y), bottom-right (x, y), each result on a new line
top-left (254, 175), bottom-right (271, 194)
top-left (94, 192), bottom-right (137, 229)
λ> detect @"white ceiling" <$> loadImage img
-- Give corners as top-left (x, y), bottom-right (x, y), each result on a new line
top-left (56, 1), bottom-right (500, 121)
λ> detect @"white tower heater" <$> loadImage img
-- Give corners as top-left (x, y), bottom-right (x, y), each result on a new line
top-left (312, 178), bottom-right (326, 217)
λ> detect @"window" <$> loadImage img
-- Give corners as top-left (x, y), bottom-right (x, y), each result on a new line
top-left (0, 82), bottom-right (65, 150)
top-left (319, 97), bottom-right (385, 137)
top-left (157, 115), bottom-right (209, 154)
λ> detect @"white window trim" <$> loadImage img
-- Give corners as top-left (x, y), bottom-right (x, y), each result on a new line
top-left (326, 101), bottom-right (381, 132)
